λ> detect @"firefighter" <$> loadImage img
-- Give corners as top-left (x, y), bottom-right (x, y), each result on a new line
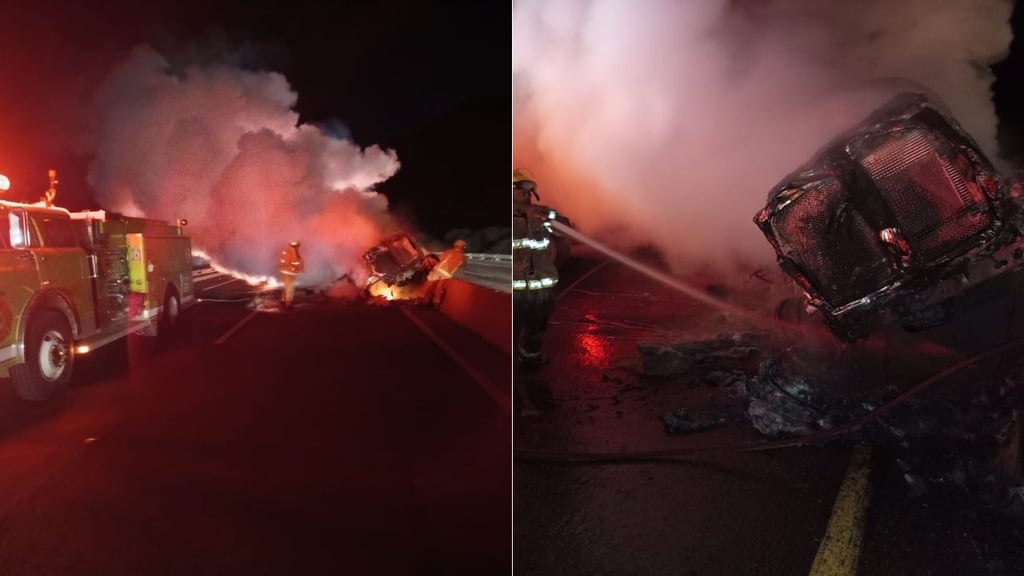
top-left (513, 168), bottom-right (559, 366)
top-left (279, 240), bottom-right (305, 308)
top-left (427, 239), bottom-right (467, 282)
top-left (40, 170), bottom-right (57, 208)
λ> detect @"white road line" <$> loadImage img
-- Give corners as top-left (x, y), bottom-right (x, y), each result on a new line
top-left (214, 309), bottom-right (260, 345)
top-left (398, 306), bottom-right (511, 413)
top-left (202, 276), bottom-right (248, 291)
top-left (192, 270), bottom-right (221, 279)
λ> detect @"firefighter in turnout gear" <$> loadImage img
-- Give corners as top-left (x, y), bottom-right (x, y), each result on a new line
top-left (427, 239), bottom-right (467, 281)
top-left (513, 169), bottom-right (559, 366)
top-left (279, 240), bottom-right (305, 308)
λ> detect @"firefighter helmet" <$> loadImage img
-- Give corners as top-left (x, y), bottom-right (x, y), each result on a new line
top-left (513, 169), bottom-right (539, 202)
top-left (454, 239), bottom-right (467, 250)
top-left (513, 168), bottom-right (535, 185)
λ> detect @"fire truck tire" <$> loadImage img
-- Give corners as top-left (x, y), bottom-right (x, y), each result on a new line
top-left (158, 286), bottom-right (180, 340)
top-left (11, 311), bottom-right (73, 402)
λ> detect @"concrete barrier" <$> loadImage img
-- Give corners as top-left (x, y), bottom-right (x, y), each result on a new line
top-left (434, 278), bottom-right (511, 356)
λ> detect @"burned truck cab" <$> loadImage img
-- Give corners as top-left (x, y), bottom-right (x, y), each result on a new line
top-left (755, 93), bottom-right (1024, 340)
top-left (362, 232), bottom-right (440, 300)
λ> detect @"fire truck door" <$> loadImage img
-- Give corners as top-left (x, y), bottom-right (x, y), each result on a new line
top-left (0, 209), bottom-right (44, 363)
top-left (24, 212), bottom-right (94, 333)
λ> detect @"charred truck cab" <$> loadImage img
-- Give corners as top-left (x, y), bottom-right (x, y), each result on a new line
top-left (363, 232), bottom-right (440, 299)
top-left (756, 92), bottom-right (1024, 341)
top-left (0, 201), bottom-right (194, 401)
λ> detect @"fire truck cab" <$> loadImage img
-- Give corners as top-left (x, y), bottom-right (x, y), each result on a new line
top-left (0, 201), bottom-right (194, 401)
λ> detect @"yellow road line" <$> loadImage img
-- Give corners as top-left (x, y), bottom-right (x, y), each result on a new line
top-left (809, 444), bottom-right (873, 576)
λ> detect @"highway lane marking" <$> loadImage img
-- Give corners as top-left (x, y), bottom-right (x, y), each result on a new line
top-left (214, 308), bottom-right (260, 345)
top-left (808, 444), bottom-right (873, 576)
top-left (556, 259), bottom-right (611, 301)
top-left (398, 306), bottom-right (511, 413)
top-left (192, 269), bottom-right (221, 279)
top-left (199, 276), bottom-right (248, 291)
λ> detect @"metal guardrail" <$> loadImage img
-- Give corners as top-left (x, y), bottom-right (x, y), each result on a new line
top-left (464, 252), bottom-right (512, 262)
top-left (193, 257), bottom-right (515, 294)
top-left (455, 254), bottom-right (512, 293)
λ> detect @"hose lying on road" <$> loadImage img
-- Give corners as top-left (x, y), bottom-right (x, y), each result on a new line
top-left (515, 338), bottom-right (1024, 464)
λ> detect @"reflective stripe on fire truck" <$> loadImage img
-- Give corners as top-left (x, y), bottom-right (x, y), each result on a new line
top-left (512, 237), bottom-right (550, 251)
top-left (512, 277), bottom-right (558, 290)
top-left (0, 344), bottom-right (17, 363)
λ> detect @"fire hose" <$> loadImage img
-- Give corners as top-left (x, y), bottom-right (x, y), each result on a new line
top-left (514, 337), bottom-right (1024, 464)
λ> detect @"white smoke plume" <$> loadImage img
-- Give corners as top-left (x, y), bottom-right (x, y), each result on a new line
top-left (513, 0), bottom-right (1013, 275)
top-left (88, 45), bottom-right (401, 286)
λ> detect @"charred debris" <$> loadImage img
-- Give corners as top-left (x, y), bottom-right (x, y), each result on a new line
top-left (638, 93), bottom-right (1024, 504)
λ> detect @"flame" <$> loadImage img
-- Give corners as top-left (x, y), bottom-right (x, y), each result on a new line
top-left (368, 281), bottom-right (396, 301)
top-left (366, 279), bottom-right (436, 302)
top-left (192, 248), bottom-right (282, 288)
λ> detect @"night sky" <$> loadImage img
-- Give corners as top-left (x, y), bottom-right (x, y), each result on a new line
top-left (5, 2), bottom-right (1024, 239)
top-left (994, 1), bottom-right (1024, 165)
top-left (0, 0), bottom-right (509, 237)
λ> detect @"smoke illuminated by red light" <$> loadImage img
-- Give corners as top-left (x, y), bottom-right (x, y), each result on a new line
top-left (87, 45), bottom-right (401, 288)
top-left (513, 0), bottom-right (1012, 275)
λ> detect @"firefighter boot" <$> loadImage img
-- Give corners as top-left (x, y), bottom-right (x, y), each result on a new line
top-left (517, 349), bottom-right (550, 367)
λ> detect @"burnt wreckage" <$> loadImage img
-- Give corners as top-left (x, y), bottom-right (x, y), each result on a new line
top-left (756, 92), bottom-right (1024, 341)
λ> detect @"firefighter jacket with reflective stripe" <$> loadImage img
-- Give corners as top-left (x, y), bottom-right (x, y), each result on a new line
top-left (513, 203), bottom-right (559, 291)
top-left (428, 245), bottom-right (466, 281)
top-left (279, 245), bottom-right (304, 276)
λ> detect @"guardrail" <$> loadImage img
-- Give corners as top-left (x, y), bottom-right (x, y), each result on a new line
top-left (464, 252), bottom-right (512, 262)
top-left (455, 254), bottom-right (512, 294)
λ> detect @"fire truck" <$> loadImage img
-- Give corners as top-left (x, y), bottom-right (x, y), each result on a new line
top-left (0, 176), bottom-right (194, 401)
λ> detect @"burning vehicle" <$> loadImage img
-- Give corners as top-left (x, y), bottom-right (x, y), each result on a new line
top-left (362, 232), bottom-right (440, 300)
top-left (755, 92), bottom-right (1024, 341)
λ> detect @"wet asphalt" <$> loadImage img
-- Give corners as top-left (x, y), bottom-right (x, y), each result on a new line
top-left (0, 279), bottom-right (511, 574)
top-left (514, 247), bottom-right (1024, 576)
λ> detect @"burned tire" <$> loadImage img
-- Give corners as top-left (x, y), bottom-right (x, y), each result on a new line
top-left (10, 311), bottom-right (73, 401)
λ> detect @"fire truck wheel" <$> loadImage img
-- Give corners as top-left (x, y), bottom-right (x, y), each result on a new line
top-left (158, 286), bottom-right (181, 342)
top-left (11, 311), bottom-right (73, 402)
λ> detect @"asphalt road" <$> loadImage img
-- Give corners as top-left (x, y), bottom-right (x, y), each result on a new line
top-left (0, 270), bottom-right (511, 574)
top-left (514, 247), bottom-right (1024, 576)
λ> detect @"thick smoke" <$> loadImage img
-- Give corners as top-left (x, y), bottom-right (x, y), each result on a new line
top-left (88, 45), bottom-right (400, 286)
top-left (513, 0), bottom-right (1013, 275)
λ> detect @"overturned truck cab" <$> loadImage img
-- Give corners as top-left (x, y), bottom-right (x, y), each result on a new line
top-left (755, 92), bottom-right (1024, 341)
top-left (362, 232), bottom-right (440, 300)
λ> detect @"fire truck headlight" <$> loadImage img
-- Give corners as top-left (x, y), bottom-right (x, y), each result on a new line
top-left (0, 174), bottom-right (9, 192)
